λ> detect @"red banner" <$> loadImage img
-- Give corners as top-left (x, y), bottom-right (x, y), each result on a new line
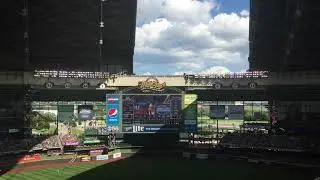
top-left (89, 149), bottom-right (103, 156)
top-left (17, 154), bottom-right (42, 163)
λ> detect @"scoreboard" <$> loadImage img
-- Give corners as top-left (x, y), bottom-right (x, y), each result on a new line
top-left (106, 94), bottom-right (184, 133)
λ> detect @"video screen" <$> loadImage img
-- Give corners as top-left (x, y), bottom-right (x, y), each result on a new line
top-left (78, 105), bottom-right (93, 120)
top-left (122, 95), bottom-right (182, 125)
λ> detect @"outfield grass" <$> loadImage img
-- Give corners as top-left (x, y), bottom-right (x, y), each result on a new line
top-left (70, 128), bottom-right (84, 136)
top-left (0, 156), bottom-right (317, 180)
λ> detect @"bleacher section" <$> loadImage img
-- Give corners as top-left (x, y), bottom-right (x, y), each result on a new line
top-left (220, 133), bottom-right (311, 152)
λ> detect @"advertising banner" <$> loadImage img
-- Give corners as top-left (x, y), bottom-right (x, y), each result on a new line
top-left (210, 105), bottom-right (225, 119)
top-left (183, 94), bottom-right (198, 133)
top-left (64, 142), bottom-right (79, 146)
top-left (113, 152), bottom-right (121, 159)
top-left (228, 105), bottom-right (244, 120)
top-left (122, 125), bottom-right (178, 133)
top-left (85, 127), bottom-right (117, 135)
top-left (78, 105), bottom-right (93, 120)
top-left (106, 95), bottom-right (121, 132)
top-left (106, 104), bottom-right (120, 126)
top-left (18, 154), bottom-right (42, 163)
top-left (106, 95), bottom-right (120, 104)
top-left (83, 139), bottom-right (101, 144)
top-left (57, 105), bottom-right (74, 122)
top-left (89, 149), bottom-right (104, 156)
top-left (184, 105), bottom-right (197, 120)
top-left (81, 156), bottom-right (91, 162)
top-left (184, 94), bottom-right (198, 105)
top-left (96, 155), bottom-right (109, 161)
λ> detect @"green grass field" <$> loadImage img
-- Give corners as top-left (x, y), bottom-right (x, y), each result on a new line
top-left (0, 156), bottom-right (317, 180)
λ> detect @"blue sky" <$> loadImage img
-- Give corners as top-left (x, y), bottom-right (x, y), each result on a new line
top-left (133, 0), bottom-right (249, 75)
top-left (217, 0), bottom-right (249, 13)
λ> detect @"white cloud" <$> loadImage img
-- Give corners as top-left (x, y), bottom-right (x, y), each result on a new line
top-left (142, 72), bottom-right (152, 75)
top-left (174, 65), bottom-right (231, 75)
top-left (240, 10), bottom-right (250, 17)
top-left (200, 66), bottom-right (231, 74)
top-left (134, 0), bottom-right (249, 75)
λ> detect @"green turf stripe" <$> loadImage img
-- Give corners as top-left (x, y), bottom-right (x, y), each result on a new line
top-left (25, 169), bottom-right (61, 180)
top-left (50, 165), bottom-right (98, 177)
top-left (51, 168), bottom-right (84, 178)
top-left (4, 172), bottom-right (37, 180)
top-left (39, 170), bottom-right (73, 180)
top-left (0, 175), bottom-right (13, 180)
top-left (32, 168), bottom-right (73, 180)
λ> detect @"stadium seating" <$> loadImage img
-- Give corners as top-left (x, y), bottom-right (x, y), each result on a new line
top-left (219, 133), bottom-right (311, 151)
top-left (60, 135), bottom-right (79, 145)
top-left (0, 138), bottom-right (29, 155)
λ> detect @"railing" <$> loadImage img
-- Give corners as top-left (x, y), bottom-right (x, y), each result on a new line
top-left (34, 70), bottom-right (111, 79)
top-left (184, 71), bottom-right (269, 79)
top-left (33, 70), bottom-right (269, 79)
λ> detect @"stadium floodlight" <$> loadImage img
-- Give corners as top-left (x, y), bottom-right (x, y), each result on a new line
top-left (45, 82), bottom-right (53, 89)
top-left (81, 82), bottom-right (89, 89)
top-left (64, 82), bottom-right (72, 89)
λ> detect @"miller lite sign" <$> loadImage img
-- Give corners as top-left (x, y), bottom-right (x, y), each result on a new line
top-left (133, 125), bottom-right (145, 132)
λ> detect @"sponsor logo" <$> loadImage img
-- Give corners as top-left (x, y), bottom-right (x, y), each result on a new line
top-left (113, 152), bottom-right (121, 159)
top-left (137, 77), bottom-right (166, 93)
top-left (90, 149), bottom-right (103, 156)
top-left (133, 125), bottom-right (145, 132)
top-left (107, 126), bottom-right (120, 132)
top-left (96, 155), bottom-right (109, 161)
top-left (108, 108), bottom-right (118, 118)
top-left (80, 109), bottom-right (92, 114)
top-left (107, 98), bottom-right (119, 101)
top-left (106, 95), bottom-right (120, 104)
top-left (123, 126), bottom-right (133, 132)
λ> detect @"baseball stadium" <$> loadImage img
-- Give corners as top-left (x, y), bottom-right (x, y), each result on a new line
top-left (0, 0), bottom-right (320, 180)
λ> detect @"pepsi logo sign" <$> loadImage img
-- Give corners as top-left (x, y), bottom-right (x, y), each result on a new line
top-left (108, 108), bottom-right (118, 117)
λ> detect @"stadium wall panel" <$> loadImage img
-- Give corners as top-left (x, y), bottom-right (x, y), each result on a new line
top-left (0, 0), bottom-right (26, 71)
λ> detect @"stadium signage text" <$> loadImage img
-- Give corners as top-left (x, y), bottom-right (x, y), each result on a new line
top-left (18, 154), bottom-right (42, 163)
top-left (122, 125), bottom-right (179, 133)
top-left (106, 95), bottom-right (120, 104)
top-left (90, 149), bottom-right (104, 156)
top-left (133, 125), bottom-right (145, 132)
top-left (138, 77), bottom-right (166, 92)
top-left (113, 152), bottom-right (122, 159)
top-left (96, 155), bottom-right (109, 161)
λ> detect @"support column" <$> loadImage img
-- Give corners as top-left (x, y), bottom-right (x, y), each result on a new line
top-left (268, 99), bottom-right (280, 125)
top-left (0, 85), bottom-right (33, 138)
